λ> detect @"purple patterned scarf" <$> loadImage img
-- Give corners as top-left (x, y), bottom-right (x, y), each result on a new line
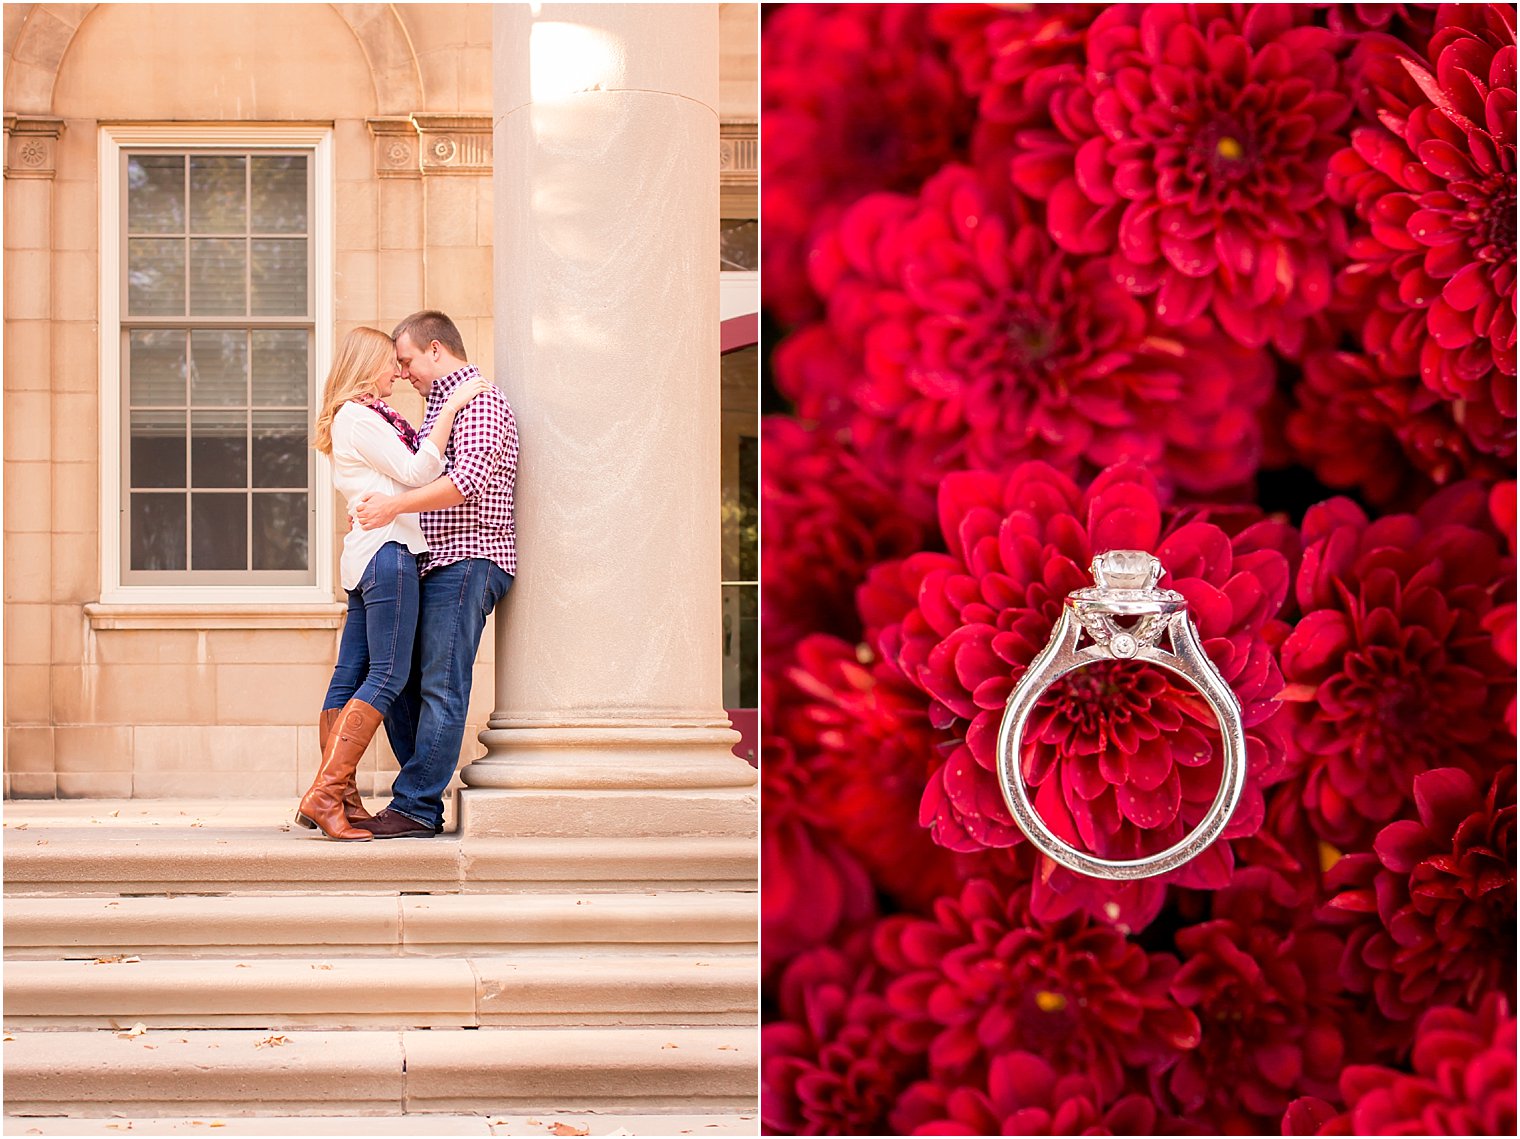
top-left (364, 399), bottom-right (421, 453)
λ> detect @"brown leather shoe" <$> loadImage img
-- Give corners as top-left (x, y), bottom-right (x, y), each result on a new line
top-left (295, 700), bottom-right (383, 840)
top-left (295, 707), bottom-right (377, 831)
top-left (354, 808), bottom-right (438, 839)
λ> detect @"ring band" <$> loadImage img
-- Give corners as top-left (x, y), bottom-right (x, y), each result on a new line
top-left (995, 550), bottom-right (1248, 880)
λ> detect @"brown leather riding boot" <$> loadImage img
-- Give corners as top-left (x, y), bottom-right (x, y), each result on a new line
top-left (317, 706), bottom-right (376, 826)
top-left (296, 699), bottom-right (383, 840)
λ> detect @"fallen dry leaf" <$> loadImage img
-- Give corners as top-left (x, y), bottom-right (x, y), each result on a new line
top-left (235, 963), bottom-right (251, 968)
top-left (311, 963), bottom-right (333, 970)
top-left (717, 1045), bottom-right (737, 1050)
top-left (14, 823), bottom-right (27, 830)
top-left (254, 1034), bottom-right (291, 1048)
top-left (661, 1043), bottom-right (679, 1049)
top-left (549, 1125), bottom-right (589, 1137)
top-left (110, 809), bottom-right (120, 817)
top-left (35, 839), bottom-right (48, 845)
top-left (117, 1023), bottom-right (148, 1038)
top-left (4, 1034), bottom-right (16, 1042)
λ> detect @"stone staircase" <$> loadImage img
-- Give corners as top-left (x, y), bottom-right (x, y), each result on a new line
top-left (2, 799), bottom-right (759, 1126)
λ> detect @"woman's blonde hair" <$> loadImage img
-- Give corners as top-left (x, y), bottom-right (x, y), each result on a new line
top-left (313, 327), bottom-right (396, 455)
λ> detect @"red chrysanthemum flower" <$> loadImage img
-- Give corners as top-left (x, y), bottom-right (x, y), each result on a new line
top-left (761, 666), bottom-right (877, 977)
top-left (1164, 869), bottom-right (1366, 1131)
top-left (892, 1050), bottom-right (1165, 1136)
top-left (781, 634), bottom-right (974, 912)
top-left (1286, 348), bottom-right (1507, 508)
top-left (1326, 3), bottom-right (1440, 44)
top-left (928, 4), bottom-right (1098, 170)
top-left (1280, 484), bottom-right (1514, 848)
top-left (858, 460), bottom-right (1295, 927)
top-left (760, 417), bottom-right (929, 667)
top-left (761, 3), bottom-right (974, 328)
top-left (1323, 766), bottom-right (1516, 1028)
top-left (1487, 481), bottom-right (1518, 733)
top-left (805, 163), bottom-right (1273, 528)
top-left (1011, 4), bottom-right (1353, 355)
top-left (1327, 4), bottom-right (1517, 459)
top-left (762, 938), bottom-right (925, 1136)
top-left (1283, 993), bottom-right (1516, 1136)
top-left (873, 878), bottom-right (1201, 1103)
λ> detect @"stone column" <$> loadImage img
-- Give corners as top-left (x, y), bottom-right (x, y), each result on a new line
top-left (462, 4), bottom-right (754, 838)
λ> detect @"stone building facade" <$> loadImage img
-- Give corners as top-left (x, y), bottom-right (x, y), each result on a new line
top-left (2, 3), bottom-right (759, 803)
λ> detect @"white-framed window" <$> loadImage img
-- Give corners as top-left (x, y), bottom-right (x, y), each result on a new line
top-left (98, 125), bottom-right (335, 604)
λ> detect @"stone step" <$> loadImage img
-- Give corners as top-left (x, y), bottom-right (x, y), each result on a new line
top-left (2, 1027), bottom-right (757, 1115)
top-left (5, 829), bottom-right (757, 895)
top-left (3, 955), bottom-right (757, 1028)
top-left (453, 787), bottom-right (758, 837)
top-left (0, 1112), bottom-right (761, 1135)
top-left (4, 893), bottom-right (757, 958)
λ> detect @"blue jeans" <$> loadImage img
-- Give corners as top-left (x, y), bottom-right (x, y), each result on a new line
top-left (382, 558), bottom-right (513, 829)
top-left (323, 542), bottom-right (421, 718)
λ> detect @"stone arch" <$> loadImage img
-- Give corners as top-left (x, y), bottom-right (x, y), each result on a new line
top-left (5, 3), bottom-right (422, 117)
top-left (5, 4), bottom-right (92, 114)
top-left (330, 4), bottom-right (424, 116)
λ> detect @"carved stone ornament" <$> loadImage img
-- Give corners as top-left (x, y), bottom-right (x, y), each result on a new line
top-left (4, 117), bottom-right (64, 180)
top-left (413, 115), bottom-right (491, 175)
top-left (368, 115), bottom-right (491, 177)
top-left (368, 117), bottom-right (420, 179)
top-left (719, 121), bottom-right (757, 186)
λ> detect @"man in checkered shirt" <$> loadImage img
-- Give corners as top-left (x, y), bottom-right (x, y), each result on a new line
top-left (350, 310), bottom-right (518, 838)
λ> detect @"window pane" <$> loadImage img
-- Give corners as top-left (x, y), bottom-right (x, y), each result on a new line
top-left (127, 155), bottom-right (184, 233)
top-left (253, 493), bottom-right (308, 570)
top-left (721, 583), bottom-right (758, 708)
top-left (190, 238), bottom-right (247, 316)
top-left (251, 156), bottom-right (307, 234)
top-left (190, 330), bottom-right (247, 406)
top-left (250, 239), bottom-right (307, 315)
top-left (130, 410), bottom-right (186, 489)
top-left (127, 238), bottom-right (185, 316)
top-left (192, 493), bottom-right (247, 570)
top-left (720, 218), bottom-right (757, 272)
top-left (129, 330), bottom-right (187, 407)
top-left (251, 330), bottom-right (309, 406)
top-left (189, 155), bottom-right (246, 234)
top-left (130, 493), bottom-right (187, 570)
top-left (739, 432), bottom-right (757, 581)
top-left (252, 410), bottom-right (308, 488)
top-left (190, 409), bottom-right (247, 488)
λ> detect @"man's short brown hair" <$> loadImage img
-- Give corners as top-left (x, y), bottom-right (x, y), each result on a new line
top-left (392, 310), bottom-right (467, 361)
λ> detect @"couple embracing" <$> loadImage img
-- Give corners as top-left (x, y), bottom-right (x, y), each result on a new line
top-left (296, 310), bottom-right (518, 841)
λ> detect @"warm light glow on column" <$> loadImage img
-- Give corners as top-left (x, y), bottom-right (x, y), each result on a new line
top-left (528, 21), bottom-right (623, 100)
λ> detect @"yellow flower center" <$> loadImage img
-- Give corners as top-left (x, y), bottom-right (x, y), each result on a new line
top-left (1035, 990), bottom-right (1068, 1013)
top-left (1216, 137), bottom-right (1245, 161)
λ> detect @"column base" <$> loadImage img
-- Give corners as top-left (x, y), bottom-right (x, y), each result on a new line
top-left (457, 724), bottom-right (757, 840)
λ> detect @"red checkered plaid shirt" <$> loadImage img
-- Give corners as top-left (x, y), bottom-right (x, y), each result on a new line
top-left (417, 364), bottom-right (519, 578)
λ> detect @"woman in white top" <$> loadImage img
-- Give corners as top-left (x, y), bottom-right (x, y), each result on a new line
top-left (296, 327), bottom-right (488, 841)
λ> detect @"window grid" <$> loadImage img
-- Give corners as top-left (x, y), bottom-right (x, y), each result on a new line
top-left (120, 147), bottom-right (316, 584)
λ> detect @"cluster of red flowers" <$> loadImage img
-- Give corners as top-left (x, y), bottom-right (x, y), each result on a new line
top-left (761, 4), bottom-right (1516, 1135)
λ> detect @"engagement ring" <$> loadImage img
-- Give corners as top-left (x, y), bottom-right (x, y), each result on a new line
top-left (996, 550), bottom-right (1247, 880)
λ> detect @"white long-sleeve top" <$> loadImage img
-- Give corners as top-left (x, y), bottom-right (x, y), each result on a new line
top-left (329, 400), bottom-right (445, 590)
